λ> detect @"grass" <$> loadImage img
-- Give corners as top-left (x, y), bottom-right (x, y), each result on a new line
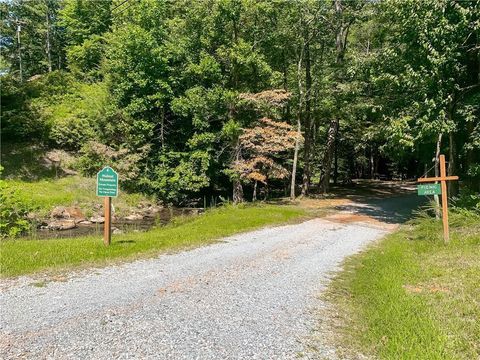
top-left (1, 142), bottom-right (152, 218)
top-left (325, 210), bottom-right (480, 360)
top-left (0, 204), bottom-right (307, 278)
top-left (5, 175), bottom-right (151, 218)
top-left (1, 142), bottom-right (59, 180)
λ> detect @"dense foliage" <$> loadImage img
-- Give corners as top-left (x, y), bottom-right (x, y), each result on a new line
top-left (0, 166), bottom-right (35, 237)
top-left (1, 0), bottom-right (479, 205)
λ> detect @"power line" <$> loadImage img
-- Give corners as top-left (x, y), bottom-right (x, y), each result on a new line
top-left (112, 0), bottom-right (139, 18)
top-left (111, 0), bottom-right (131, 13)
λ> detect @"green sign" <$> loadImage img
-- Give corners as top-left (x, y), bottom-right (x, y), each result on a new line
top-left (417, 183), bottom-right (441, 196)
top-left (96, 166), bottom-right (118, 197)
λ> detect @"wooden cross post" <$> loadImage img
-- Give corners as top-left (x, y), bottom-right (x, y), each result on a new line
top-left (417, 154), bottom-right (458, 243)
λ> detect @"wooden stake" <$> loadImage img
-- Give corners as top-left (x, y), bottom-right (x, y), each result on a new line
top-left (104, 196), bottom-right (111, 246)
top-left (439, 155), bottom-right (449, 243)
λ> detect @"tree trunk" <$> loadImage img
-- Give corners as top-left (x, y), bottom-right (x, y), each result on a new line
top-left (301, 36), bottom-right (312, 196)
top-left (290, 117), bottom-right (301, 200)
top-left (233, 179), bottom-right (244, 203)
top-left (320, 0), bottom-right (349, 193)
top-left (448, 132), bottom-right (458, 197)
top-left (320, 119), bottom-right (339, 193)
top-left (370, 147), bottom-right (374, 179)
top-left (232, 139), bottom-right (244, 203)
top-left (434, 133), bottom-right (442, 219)
top-left (253, 180), bottom-right (257, 202)
top-left (16, 23), bottom-right (23, 82)
top-left (45, 6), bottom-right (52, 73)
top-left (333, 136), bottom-right (338, 184)
top-left (290, 40), bottom-right (305, 200)
top-left (282, 50), bottom-right (290, 121)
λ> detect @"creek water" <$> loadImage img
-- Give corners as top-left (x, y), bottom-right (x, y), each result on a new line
top-left (24, 207), bottom-right (203, 240)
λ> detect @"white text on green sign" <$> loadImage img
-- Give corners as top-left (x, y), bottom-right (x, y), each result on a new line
top-left (417, 183), bottom-right (441, 196)
top-left (97, 167), bottom-right (118, 197)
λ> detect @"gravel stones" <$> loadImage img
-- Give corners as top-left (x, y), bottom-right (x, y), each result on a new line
top-left (1, 219), bottom-right (386, 359)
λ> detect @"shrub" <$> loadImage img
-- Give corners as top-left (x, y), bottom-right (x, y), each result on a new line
top-left (66, 35), bottom-right (105, 80)
top-left (0, 168), bottom-right (35, 238)
top-left (39, 81), bottom-right (107, 150)
top-left (76, 141), bottom-right (149, 188)
top-left (0, 75), bottom-right (49, 141)
top-left (139, 151), bottom-right (211, 205)
top-left (49, 114), bottom-right (95, 150)
top-left (452, 188), bottom-right (480, 214)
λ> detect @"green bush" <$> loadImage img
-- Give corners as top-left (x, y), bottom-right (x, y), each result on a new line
top-left (38, 80), bottom-right (107, 150)
top-left (452, 189), bottom-right (480, 214)
top-left (49, 114), bottom-right (95, 150)
top-left (26, 71), bottom-right (75, 100)
top-left (66, 35), bottom-right (105, 80)
top-left (0, 168), bottom-right (35, 238)
top-left (0, 75), bottom-right (49, 141)
top-left (75, 141), bottom-right (112, 176)
top-left (139, 150), bottom-right (211, 204)
top-left (76, 141), bottom-right (149, 191)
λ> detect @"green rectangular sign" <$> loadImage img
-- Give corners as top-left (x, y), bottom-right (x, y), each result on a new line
top-left (417, 183), bottom-right (441, 196)
top-left (96, 166), bottom-right (118, 197)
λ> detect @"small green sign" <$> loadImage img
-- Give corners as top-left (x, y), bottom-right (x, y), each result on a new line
top-left (417, 183), bottom-right (441, 196)
top-left (96, 166), bottom-right (118, 197)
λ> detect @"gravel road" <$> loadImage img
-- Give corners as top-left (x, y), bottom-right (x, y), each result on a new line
top-left (1, 195), bottom-right (420, 359)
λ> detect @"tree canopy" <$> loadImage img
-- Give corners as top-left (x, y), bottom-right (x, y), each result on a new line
top-left (1, 0), bottom-right (479, 204)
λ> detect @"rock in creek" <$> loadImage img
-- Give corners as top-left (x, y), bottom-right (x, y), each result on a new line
top-left (47, 220), bottom-right (76, 230)
top-left (51, 206), bottom-right (67, 218)
top-left (124, 213), bottom-right (144, 221)
top-left (77, 220), bottom-right (93, 225)
top-left (112, 227), bottom-right (124, 235)
top-left (90, 216), bottom-right (105, 224)
top-left (50, 206), bottom-right (86, 222)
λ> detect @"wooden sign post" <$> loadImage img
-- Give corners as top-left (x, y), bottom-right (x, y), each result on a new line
top-left (96, 167), bottom-right (119, 246)
top-left (104, 196), bottom-right (112, 245)
top-left (417, 155), bottom-right (458, 243)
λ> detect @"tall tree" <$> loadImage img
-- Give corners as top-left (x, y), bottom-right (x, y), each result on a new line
top-left (1, 0), bottom-right (64, 79)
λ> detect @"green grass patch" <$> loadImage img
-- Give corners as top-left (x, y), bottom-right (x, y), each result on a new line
top-left (0, 204), bottom-right (306, 278)
top-left (1, 142), bottom-right (152, 219)
top-left (325, 211), bottom-right (480, 359)
top-left (5, 175), bottom-right (151, 218)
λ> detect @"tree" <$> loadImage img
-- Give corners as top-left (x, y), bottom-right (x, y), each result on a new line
top-left (366, 0), bottom-right (479, 194)
top-left (60, 0), bottom-right (112, 79)
top-left (1, 0), bottom-right (65, 80)
top-left (319, 0), bottom-right (363, 193)
top-left (234, 117), bottom-right (297, 201)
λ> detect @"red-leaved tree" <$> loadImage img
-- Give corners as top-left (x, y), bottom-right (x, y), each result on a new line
top-left (234, 117), bottom-right (298, 201)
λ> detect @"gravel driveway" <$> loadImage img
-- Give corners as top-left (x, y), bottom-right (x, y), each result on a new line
top-left (1, 195), bottom-right (419, 359)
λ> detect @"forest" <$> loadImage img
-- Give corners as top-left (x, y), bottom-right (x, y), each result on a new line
top-left (1, 0), bottom-right (479, 207)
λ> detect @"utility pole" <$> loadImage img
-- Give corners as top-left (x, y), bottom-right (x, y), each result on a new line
top-left (45, 5), bottom-right (52, 72)
top-left (14, 19), bottom-right (26, 82)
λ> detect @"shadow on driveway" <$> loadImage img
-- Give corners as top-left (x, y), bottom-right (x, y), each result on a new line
top-left (334, 193), bottom-right (428, 224)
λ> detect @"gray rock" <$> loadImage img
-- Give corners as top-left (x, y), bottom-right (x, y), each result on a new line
top-left (50, 206), bottom-right (67, 219)
top-left (124, 213), bottom-right (143, 221)
top-left (77, 220), bottom-right (93, 225)
top-left (47, 219), bottom-right (76, 230)
top-left (65, 207), bottom-right (86, 222)
top-left (89, 216), bottom-right (105, 224)
top-left (136, 201), bottom-right (152, 209)
top-left (50, 206), bottom-right (86, 222)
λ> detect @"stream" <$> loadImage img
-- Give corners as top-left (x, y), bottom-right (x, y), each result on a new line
top-left (23, 207), bottom-right (203, 240)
